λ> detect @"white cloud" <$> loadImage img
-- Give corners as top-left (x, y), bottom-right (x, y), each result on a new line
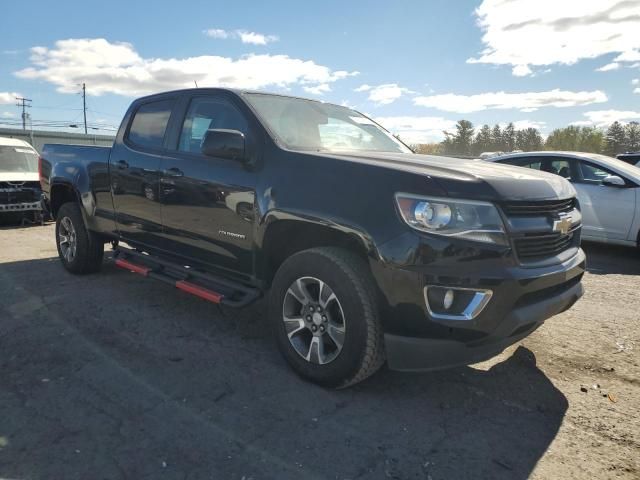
top-left (303, 83), bottom-right (331, 95)
top-left (469, 0), bottom-right (640, 75)
top-left (512, 65), bottom-right (532, 76)
top-left (203, 28), bottom-right (278, 45)
top-left (0, 92), bottom-right (20, 104)
top-left (614, 49), bottom-right (640, 62)
top-left (413, 89), bottom-right (607, 113)
top-left (374, 116), bottom-right (457, 143)
top-left (1, 111), bottom-right (15, 118)
top-left (596, 62), bottom-right (620, 72)
top-left (580, 109), bottom-right (640, 127)
top-left (15, 38), bottom-right (357, 97)
top-left (203, 29), bottom-right (229, 39)
top-left (237, 31), bottom-right (278, 45)
top-left (633, 78), bottom-right (640, 85)
top-left (635, 88), bottom-right (640, 94)
top-left (355, 83), bottom-right (412, 105)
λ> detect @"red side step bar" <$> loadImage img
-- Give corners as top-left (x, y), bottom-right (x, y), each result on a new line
top-left (115, 258), bottom-right (151, 276)
top-left (115, 258), bottom-right (224, 304)
top-left (175, 280), bottom-right (223, 303)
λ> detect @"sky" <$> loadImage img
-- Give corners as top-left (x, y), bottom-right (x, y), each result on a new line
top-left (1, 0), bottom-right (639, 143)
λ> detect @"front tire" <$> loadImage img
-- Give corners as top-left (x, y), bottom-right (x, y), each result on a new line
top-left (55, 202), bottom-right (104, 274)
top-left (269, 247), bottom-right (385, 388)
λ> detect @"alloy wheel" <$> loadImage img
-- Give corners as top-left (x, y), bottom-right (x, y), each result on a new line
top-left (282, 276), bottom-right (346, 365)
top-left (58, 216), bottom-right (77, 263)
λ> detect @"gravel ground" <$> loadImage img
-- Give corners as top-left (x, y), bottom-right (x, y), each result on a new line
top-left (0, 223), bottom-right (638, 480)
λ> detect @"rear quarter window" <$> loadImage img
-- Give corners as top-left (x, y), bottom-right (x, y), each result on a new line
top-left (127, 99), bottom-right (174, 149)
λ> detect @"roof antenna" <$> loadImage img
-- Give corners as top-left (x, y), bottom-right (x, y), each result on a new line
top-left (194, 80), bottom-right (199, 88)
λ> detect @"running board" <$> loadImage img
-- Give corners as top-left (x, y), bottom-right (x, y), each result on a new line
top-left (113, 247), bottom-right (260, 308)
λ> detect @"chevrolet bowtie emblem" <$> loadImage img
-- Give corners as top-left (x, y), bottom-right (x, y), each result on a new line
top-left (552, 216), bottom-right (573, 235)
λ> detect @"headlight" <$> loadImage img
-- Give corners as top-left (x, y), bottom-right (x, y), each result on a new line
top-left (395, 193), bottom-right (508, 245)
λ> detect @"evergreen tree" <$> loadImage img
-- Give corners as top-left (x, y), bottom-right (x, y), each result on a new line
top-left (441, 131), bottom-right (454, 154)
top-left (473, 124), bottom-right (492, 155)
top-left (515, 130), bottom-right (527, 151)
top-left (524, 128), bottom-right (543, 151)
top-left (503, 123), bottom-right (516, 152)
top-left (624, 121), bottom-right (640, 152)
top-left (491, 124), bottom-right (504, 151)
top-left (452, 120), bottom-right (475, 155)
top-left (605, 121), bottom-right (627, 155)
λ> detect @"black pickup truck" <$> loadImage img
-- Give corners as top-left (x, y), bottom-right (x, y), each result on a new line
top-left (40, 88), bottom-right (585, 387)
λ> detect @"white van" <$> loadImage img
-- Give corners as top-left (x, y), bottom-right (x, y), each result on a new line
top-left (0, 137), bottom-right (42, 215)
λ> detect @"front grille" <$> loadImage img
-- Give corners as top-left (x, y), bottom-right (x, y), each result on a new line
top-left (0, 185), bottom-right (40, 204)
top-left (513, 228), bottom-right (578, 261)
top-left (514, 273), bottom-right (583, 309)
top-left (501, 198), bottom-right (576, 217)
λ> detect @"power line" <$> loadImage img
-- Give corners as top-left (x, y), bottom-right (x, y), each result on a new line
top-left (15, 97), bottom-right (32, 130)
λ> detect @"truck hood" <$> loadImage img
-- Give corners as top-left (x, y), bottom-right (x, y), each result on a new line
top-left (331, 151), bottom-right (575, 201)
top-left (0, 171), bottom-right (39, 183)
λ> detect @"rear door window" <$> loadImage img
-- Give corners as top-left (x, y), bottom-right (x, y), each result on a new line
top-left (501, 157), bottom-right (573, 179)
top-left (127, 99), bottom-right (174, 150)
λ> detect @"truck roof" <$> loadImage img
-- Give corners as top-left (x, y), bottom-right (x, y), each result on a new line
top-left (132, 87), bottom-right (346, 108)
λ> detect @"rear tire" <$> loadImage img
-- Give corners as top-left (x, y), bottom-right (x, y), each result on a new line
top-left (55, 202), bottom-right (104, 274)
top-left (269, 247), bottom-right (385, 388)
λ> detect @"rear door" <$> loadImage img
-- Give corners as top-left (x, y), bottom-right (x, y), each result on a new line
top-left (159, 92), bottom-right (258, 281)
top-left (110, 97), bottom-right (176, 249)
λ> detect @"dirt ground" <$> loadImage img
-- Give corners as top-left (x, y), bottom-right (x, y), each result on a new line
top-left (0, 223), bottom-right (638, 480)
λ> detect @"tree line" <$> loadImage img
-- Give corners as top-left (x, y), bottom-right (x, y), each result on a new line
top-left (412, 120), bottom-right (640, 157)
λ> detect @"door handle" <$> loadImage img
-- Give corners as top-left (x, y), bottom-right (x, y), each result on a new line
top-left (116, 160), bottom-right (129, 170)
top-left (164, 167), bottom-right (184, 177)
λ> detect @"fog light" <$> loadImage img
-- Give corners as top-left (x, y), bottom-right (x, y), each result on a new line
top-left (424, 286), bottom-right (493, 321)
top-left (443, 289), bottom-right (454, 310)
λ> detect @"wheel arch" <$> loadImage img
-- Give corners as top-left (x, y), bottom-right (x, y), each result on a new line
top-left (258, 216), bottom-right (378, 288)
top-left (49, 178), bottom-right (99, 230)
top-left (49, 182), bottom-right (81, 219)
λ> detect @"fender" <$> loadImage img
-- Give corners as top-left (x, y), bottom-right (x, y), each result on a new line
top-left (255, 208), bottom-right (383, 285)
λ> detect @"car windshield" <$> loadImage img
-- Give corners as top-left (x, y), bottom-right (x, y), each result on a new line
top-left (244, 93), bottom-right (412, 154)
top-left (0, 145), bottom-right (38, 173)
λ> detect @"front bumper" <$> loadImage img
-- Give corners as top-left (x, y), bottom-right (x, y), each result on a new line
top-left (0, 201), bottom-right (42, 212)
top-left (371, 231), bottom-right (586, 371)
top-left (385, 277), bottom-right (582, 371)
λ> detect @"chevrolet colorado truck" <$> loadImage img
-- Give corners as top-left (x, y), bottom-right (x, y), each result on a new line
top-left (40, 88), bottom-right (585, 387)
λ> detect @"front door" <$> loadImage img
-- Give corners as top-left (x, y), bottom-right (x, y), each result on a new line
top-left (111, 98), bottom-right (175, 249)
top-left (573, 161), bottom-right (636, 240)
top-left (159, 94), bottom-right (257, 280)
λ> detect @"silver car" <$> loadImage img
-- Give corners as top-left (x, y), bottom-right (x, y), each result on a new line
top-left (485, 151), bottom-right (640, 248)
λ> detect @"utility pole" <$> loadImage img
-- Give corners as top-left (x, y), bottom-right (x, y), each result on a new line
top-left (15, 97), bottom-right (32, 130)
top-left (81, 83), bottom-right (87, 134)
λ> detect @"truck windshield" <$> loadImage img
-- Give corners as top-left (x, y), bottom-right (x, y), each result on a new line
top-left (244, 93), bottom-right (412, 154)
top-left (0, 146), bottom-right (38, 173)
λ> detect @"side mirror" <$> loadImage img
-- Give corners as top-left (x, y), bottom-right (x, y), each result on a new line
top-left (602, 175), bottom-right (625, 187)
top-left (201, 129), bottom-right (246, 161)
